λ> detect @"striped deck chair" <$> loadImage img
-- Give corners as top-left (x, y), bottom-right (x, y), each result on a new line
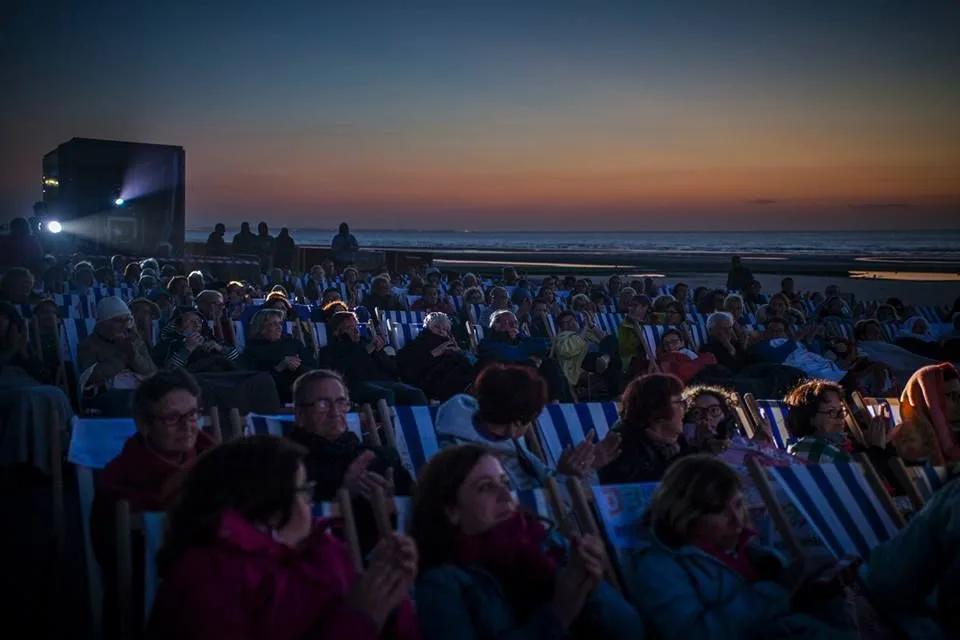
top-left (589, 482), bottom-right (660, 595)
top-left (382, 310), bottom-right (426, 325)
top-left (535, 403), bottom-right (620, 480)
top-left (639, 324), bottom-right (702, 360)
top-left (313, 322), bottom-right (329, 348)
top-left (389, 323), bottom-right (422, 350)
top-left (889, 459), bottom-right (950, 508)
top-left (389, 405), bottom-right (441, 478)
top-left (244, 412), bottom-right (363, 438)
top-left (754, 399), bottom-right (793, 449)
top-left (879, 322), bottom-right (898, 343)
top-left (593, 312), bottom-right (624, 334)
top-left (914, 305), bottom-right (944, 325)
top-left (825, 321), bottom-right (855, 341)
top-left (862, 397), bottom-right (902, 426)
top-left (760, 462), bottom-right (900, 560)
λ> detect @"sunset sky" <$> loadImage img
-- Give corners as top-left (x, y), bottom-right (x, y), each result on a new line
top-left (2, 0), bottom-right (959, 231)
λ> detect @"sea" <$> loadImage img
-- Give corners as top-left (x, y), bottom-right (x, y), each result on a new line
top-left (186, 228), bottom-right (960, 261)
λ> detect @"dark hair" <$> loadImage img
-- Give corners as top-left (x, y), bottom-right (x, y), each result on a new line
top-left (672, 282), bottom-right (688, 295)
top-left (854, 319), bottom-right (881, 341)
top-left (620, 373), bottom-right (684, 432)
top-left (411, 444), bottom-right (500, 570)
top-left (682, 384), bottom-right (737, 422)
top-left (781, 277), bottom-right (793, 287)
top-left (556, 310), bottom-right (576, 325)
top-left (474, 363), bottom-right (547, 425)
top-left (292, 369), bottom-right (347, 406)
top-left (157, 436), bottom-right (307, 576)
top-left (766, 317), bottom-right (788, 331)
top-left (0, 267), bottom-right (34, 299)
top-left (339, 222), bottom-right (349, 234)
top-left (642, 455), bottom-right (742, 547)
top-left (661, 328), bottom-right (683, 345)
top-left (329, 311), bottom-right (357, 336)
top-left (784, 380), bottom-right (845, 438)
top-left (132, 370), bottom-right (202, 426)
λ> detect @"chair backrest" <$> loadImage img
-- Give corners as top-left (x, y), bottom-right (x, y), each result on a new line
top-left (765, 463), bottom-right (900, 560)
top-left (863, 397), bottom-right (902, 427)
top-left (390, 323), bottom-right (423, 350)
top-left (390, 405), bottom-right (441, 478)
top-left (590, 482), bottom-right (660, 595)
top-left (141, 511), bottom-right (166, 621)
top-left (382, 310), bottom-right (426, 325)
top-left (755, 399), bottom-right (792, 449)
top-left (593, 313), bottom-right (625, 334)
top-left (535, 402), bottom-right (619, 471)
top-left (903, 464), bottom-right (949, 502)
top-left (243, 413), bottom-right (362, 438)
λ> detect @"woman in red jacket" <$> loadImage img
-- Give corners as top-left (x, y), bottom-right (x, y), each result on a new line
top-left (148, 435), bottom-right (420, 640)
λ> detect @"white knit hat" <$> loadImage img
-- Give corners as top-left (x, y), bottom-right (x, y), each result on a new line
top-left (96, 296), bottom-right (132, 323)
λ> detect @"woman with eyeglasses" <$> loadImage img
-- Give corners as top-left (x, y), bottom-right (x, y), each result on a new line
top-left (784, 380), bottom-right (896, 476)
top-left (657, 328), bottom-right (718, 384)
top-left (890, 363), bottom-right (960, 466)
top-left (243, 308), bottom-right (318, 402)
top-left (90, 370), bottom-right (216, 638)
top-left (286, 369), bottom-right (414, 556)
top-left (148, 434), bottom-right (421, 640)
top-left (599, 373), bottom-right (696, 484)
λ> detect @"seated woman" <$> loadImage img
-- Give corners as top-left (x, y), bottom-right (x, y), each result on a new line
top-left (91, 370), bottom-right (215, 637)
top-left (867, 476), bottom-right (960, 637)
top-left (288, 369), bottom-right (413, 555)
top-left (758, 293), bottom-right (791, 324)
top-left (599, 373), bottom-right (695, 484)
top-left (617, 295), bottom-right (653, 378)
top-left (396, 312), bottom-right (476, 402)
top-left (478, 310), bottom-right (567, 401)
top-left (784, 380), bottom-right (898, 482)
top-left (434, 363), bottom-right (619, 491)
top-left (148, 435), bottom-right (420, 639)
top-left (890, 363), bottom-right (960, 466)
top-left (154, 307), bottom-right (236, 372)
top-left (362, 275), bottom-right (402, 314)
top-left (554, 310), bottom-right (622, 399)
top-left (242, 308), bottom-right (317, 402)
top-left (681, 384), bottom-right (777, 454)
top-left (723, 293), bottom-right (756, 346)
top-left (630, 455), bottom-right (857, 639)
top-left (412, 444), bottom-right (642, 640)
top-left (657, 328), bottom-right (718, 384)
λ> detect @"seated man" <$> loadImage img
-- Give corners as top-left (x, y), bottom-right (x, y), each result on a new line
top-left (410, 283), bottom-right (455, 316)
top-left (90, 370), bottom-right (215, 636)
top-left (478, 309), bottom-right (567, 401)
top-left (78, 296), bottom-right (158, 416)
top-left (396, 312), bottom-right (475, 402)
top-left (287, 369), bottom-right (413, 554)
top-left (318, 311), bottom-right (427, 406)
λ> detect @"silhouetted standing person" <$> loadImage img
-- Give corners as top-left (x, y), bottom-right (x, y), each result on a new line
top-left (274, 228), bottom-right (297, 270)
top-left (205, 223), bottom-right (228, 256)
top-left (256, 222), bottom-right (274, 271)
top-left (726, 255), bottom-right (754, 293)
top-left (231, 222), bottom-right (258, 255)
top-left (331, 222), bottom-right (359, 272)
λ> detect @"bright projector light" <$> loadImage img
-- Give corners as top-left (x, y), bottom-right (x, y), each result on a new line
top-left (46, 220), bottom-right (62, 233)
top-left (114, 198), bottom-right (125, 206)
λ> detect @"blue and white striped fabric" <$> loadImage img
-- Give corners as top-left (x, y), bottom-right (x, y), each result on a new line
top-left (766, 463), bottom-right (899, 560)
top-left (593, 313), bottom-right (624, 334)
top-left (915, 305), bottom-right (944, 325)
top-left (390, 406), bottom-right (441, 477)
top-left (535, 403), bottom-right (620, 474)
top-left (826, 321), bottom-right (855, 341)
top-left (62, 318), bottom-right (97, 363)
top-left (382, 310), bottom-right (426, 325)
top-left (864, 397), bottom-right (901, 428)
top-left (755, 399), bottom-right (793, 449)
top-left (390, 323), bottom-right (423, 350)
top-left (243, 413), bottom-right (362, 438)
top-left (903, 464), bottom-right (949, 502)
top-left (879, 322), bottom-right (898, 343)
top-left (142, 511), bottom-right (166, 620)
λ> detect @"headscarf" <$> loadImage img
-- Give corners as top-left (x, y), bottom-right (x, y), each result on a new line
top-left (891, 363), bottom-right (960, 465)
top-left (897, 316), bottom-right (936, 343)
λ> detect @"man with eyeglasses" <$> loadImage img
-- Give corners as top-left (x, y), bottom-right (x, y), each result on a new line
top-left (90, 370), bottom-right (215, 636)
top-left (287, 369), bottom-right (413, 555)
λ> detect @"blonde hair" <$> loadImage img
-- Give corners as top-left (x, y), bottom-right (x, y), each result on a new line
top-left (642, 455), bottom-right (742, 547)
top-left (249, 308), bottom-right (285, 339)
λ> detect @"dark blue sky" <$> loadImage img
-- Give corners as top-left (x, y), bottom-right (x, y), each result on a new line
top-left (3, 0), bottom-right (959, 230)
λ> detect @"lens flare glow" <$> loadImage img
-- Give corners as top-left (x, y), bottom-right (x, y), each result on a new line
top-left (114, 198), bottom-right (125, 206)
top-left (46, 220), bottom-right (62, 233)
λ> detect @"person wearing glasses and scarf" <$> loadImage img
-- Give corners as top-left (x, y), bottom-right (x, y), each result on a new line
top-left (287, 369), bottom-right (413, 555)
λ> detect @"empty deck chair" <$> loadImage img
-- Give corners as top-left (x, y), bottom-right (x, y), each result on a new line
top-left (388, 405), bottom-right (441, 478)
top-left (750, 461), bottom-right (901, 560)
top-left (535, 402), bottom-right (620, 475)
top-left (389, 323), bottom-right (423, 350)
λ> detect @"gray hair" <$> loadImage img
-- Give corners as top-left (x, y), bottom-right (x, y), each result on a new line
top-left (249, 308), bottom-right (285, 338)
top-left (706, 311), bottom-right (734, 331)
top-left (619, 287), bottom-right (637, 297)
top-left (196, 289), bottom-right (223, 305)
top-left (723, 294), bottom-right (744, 310)
top-left (489, 309), bottom-right (516, 329)
top-left (424, 312), bottom-right (452, 331)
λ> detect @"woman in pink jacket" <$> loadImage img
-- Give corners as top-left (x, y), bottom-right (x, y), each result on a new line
top-left (147, 435), bottom-right (420, 640)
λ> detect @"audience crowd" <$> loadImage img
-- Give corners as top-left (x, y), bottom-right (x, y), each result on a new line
top-left (2, 220), bottom-right (960, 638)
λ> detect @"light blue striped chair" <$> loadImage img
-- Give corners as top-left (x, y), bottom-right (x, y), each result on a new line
top-left (382, 310), bottom-right (426, 325)
top-left (535, 403), bottom-right (620, 483)
top-left (914, 305), bottom-right (944, 326)
top-left (243, 412), bottom-right (362, 439)
top-left (141, 511), bottom-right (166, 622)
top-left (763, 463), bottom-right (900, 560)
top-left (863, 397), bottom-right (902, 427)
top-left (389, 405), bottom-right (441, 478)
top-left (754, 399), bottom-right (793, 449)
top-left (389, 323), bottom-right (423, 350)
top-left (592, 313), bottom-right (625, 334)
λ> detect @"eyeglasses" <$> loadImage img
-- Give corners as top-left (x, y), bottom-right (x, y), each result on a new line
top-left (295, 480), bottom-right (317, 498)
top-left (153, 408), bottom-right (201, 428)
top-left (816, 406), bottom-right (848, 419)
top-left (689, 405), bottom-right (724, 419)
top-left (298, 398), bottom-right (351, 413)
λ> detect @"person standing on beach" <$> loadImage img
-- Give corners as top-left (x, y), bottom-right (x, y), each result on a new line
top-left (726, 256), bottom-right (754, 293)
top-left (231, 222), bottom-right (258, 256)
top-left (331, 222), bottom-right (359, 271)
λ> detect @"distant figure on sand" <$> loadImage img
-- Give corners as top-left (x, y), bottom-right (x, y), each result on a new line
top-left (205, 223), bottom-right (228, 256)
top-left (726, 255), bottom-right (754, 293)
top-left (331, 222), bottom-right (359, 270)
top-left (231, 222), bottom-right (258, 255)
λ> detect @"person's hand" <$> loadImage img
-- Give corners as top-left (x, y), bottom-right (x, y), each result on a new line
top-left (347, 534), bottom-right (418, 630)
top-left (366, 335), bottom-right (386, 354)
top-left (342, 451), bottom-right (393, 500)
top-left (591, 430), bottom-right (622, 469)
top-left (551, 535), bottom-right (600, 627)
top-left (557, 439), bottom-right (596, 478)
top-left (864, 405), bottom-right (890, 449)
top-left (184, 333), bottom-right (203, 352)
top-left (278, 354), bottom-right (301, 371)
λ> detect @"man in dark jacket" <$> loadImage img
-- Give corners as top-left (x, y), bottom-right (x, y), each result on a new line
top-left (231, 221), bottom-right (258, 255)
top-left (318, 311), bottom-right (427, 406)
top-left (331, 222), bottom-right (359, 270)
top-left (287, 369), bottom-right (414, 555)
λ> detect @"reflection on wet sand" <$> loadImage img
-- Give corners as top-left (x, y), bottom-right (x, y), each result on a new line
top-left (850, 270), bottom-right (960, 282)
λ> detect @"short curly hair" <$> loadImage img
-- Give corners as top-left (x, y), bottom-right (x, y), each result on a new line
top-left (784, 379), bottom-right (845, 439)
top-left (620, 373), bottom-right (684, 433)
